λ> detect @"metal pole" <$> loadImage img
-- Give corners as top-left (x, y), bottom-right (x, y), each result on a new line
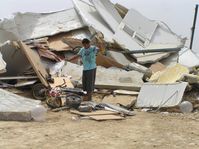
top-left (121, 47), bottom-right (181, 54)
top-left (190, 4), bottom-right (198, 50)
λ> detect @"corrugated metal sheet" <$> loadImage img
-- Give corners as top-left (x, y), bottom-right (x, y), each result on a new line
top-left (72, 0), bottom-right (114, 42)
top-left (136, 82), bottom-right (188, 108)
top-left (0, 8), bottom-right (85, 40)
top-left (91, 0), bottom-right (122, 32)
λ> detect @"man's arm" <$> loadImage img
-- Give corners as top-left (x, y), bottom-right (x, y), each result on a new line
top-left (66, 54), bottom-right (80, 61)
top-left (95, 36), bottom-right (105, 54)
top-left (67, 48), bottom-right (82, 61)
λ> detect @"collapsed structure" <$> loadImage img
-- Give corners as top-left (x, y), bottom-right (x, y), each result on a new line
top-left (0, 0), bottom-right (199, 121)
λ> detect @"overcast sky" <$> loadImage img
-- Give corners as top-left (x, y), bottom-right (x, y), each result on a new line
top-left (0, 0), bottom-right (199, 50)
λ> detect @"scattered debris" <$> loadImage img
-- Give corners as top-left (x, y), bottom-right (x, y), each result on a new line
top-left (0, 0), bottom-right (198, 122)
top-left (102, 95), bottom-right (137, 108)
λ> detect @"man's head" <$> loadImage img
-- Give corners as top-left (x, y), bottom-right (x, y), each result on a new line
top-left (82, 38), bottom-right (90, 49)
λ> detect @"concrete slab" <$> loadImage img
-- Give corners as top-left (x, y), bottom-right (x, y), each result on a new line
top-left (62, 62), bottom-right (143, 91)
top-left (107, 51), bottom-right (131, 65)
top-left (136, 82), bottom-right (188, 108)
top-left (134, 52), bottom-right (171, 64)
top-left (0, 89), bottom-right (44, 121)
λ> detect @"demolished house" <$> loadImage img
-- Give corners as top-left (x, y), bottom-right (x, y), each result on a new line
top-left (0, 0), bottom-right (199, 121)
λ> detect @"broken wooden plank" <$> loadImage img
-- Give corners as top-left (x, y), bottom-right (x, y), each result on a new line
top-left (18, 41), bottom-right (49, 87)
top-left (113, 90), bottom-right (139, 96)
top-left (48, 33), bottom-right (71, 51)
top-left (0, 76), bottom-right (38, 80)
top-left (70, 109), bottom-right (118, 116)
top-left (89, 114), bottom-right (124, 121)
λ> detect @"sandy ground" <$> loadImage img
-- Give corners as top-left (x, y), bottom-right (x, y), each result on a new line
top-left (0, 110), bottom-right (199, 149)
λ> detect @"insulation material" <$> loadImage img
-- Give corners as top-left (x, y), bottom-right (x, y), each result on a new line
top-left (136, 82), bottom-right (188, 108)
top-left (149, 64), bottom-right (189, 83)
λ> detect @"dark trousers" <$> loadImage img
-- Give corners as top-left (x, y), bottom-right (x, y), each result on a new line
top-left (82, 68), bottom-right (96, 94)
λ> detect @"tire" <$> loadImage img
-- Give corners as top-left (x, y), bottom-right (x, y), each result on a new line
top-left (32, 83), bottom-right (47, 101)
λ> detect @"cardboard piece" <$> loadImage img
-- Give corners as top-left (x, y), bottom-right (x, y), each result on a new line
top-left (50, 77), bottom-right (74, 88)
top-left (48, 33), bottom-right (71, 51)
top-left (18, 41), bottom-right (49, 87)
top-left (149, 62), bottom-right (166, 73)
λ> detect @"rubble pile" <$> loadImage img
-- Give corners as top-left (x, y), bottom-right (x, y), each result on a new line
top-left (0, 0), bottom-right (199, 121)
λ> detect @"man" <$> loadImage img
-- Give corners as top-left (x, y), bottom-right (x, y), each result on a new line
top-left (67, 38), bottom-right (98, 101)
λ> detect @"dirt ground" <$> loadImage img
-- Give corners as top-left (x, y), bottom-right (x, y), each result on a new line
top-left (0, 109), bottom-right (199, 149)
